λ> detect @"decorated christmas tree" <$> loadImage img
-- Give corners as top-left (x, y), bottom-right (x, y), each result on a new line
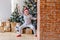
top-left (10, 0), bottom-right (37, 29)
top-left (23, 0), bottom-right (37, 29)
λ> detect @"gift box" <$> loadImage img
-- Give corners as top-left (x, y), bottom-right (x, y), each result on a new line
top-left (11, 22), bottom-right (16, 32)
top-left (4, 27), bottom-right (10, 32)
top-left (0, 27), bottom-right (4, 32)
top-left (0, 22), bottom-right (4, 32)
top-left (4, 21), bottom-right (11, 32)
top-left (25, 28), bottom-right (32, 34)
top-left (22, 28), bottom-right (26, 34)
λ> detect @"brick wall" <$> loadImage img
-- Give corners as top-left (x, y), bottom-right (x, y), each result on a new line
top-left (40, 0), bottom-right (60, 40)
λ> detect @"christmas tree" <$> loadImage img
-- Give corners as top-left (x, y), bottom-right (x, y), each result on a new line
top-left (23, 0), bottom-right (37, 29)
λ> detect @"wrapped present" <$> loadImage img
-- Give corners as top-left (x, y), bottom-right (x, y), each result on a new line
top-left (22, 28), bottom-right (26, 34)
top-left (11, 22), bottom-right (17, 32)
top-left (4, 21), bottom-right (11, 32)
top-left (0, 22), bottom-right (4, 32)
top-left (25, 28), bottom-right (32, 34)
top-left (0, 27), bottom-right (4, 32)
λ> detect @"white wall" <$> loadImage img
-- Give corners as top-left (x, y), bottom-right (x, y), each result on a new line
top-left (0, 0), bottom-right (11, 22)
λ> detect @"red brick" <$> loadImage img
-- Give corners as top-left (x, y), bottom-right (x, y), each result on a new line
top-left (40, 0), bottom-right (60, 40)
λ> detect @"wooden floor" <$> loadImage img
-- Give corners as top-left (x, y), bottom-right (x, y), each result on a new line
top-left (0, 32), bottom-right (37, 40)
